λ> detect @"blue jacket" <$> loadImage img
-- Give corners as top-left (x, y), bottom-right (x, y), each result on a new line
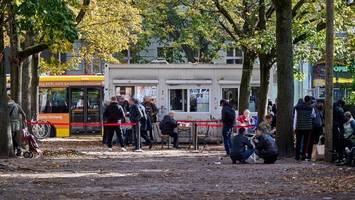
top-left (230, 134), bottom-right (254, 157)
top-left (255, 134), bottom-right (278, 157)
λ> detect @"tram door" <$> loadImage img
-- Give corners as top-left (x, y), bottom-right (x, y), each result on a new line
top-left (69, 87), bottom-right (102, 134)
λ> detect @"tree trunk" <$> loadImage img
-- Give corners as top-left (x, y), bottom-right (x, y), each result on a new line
top-left (274, 0), bottom-right (295, 156)
top-left (0, 13), bottom-right (14, 157)
top-left (30, 53), bottom-right (39, 120)
top-left (8, 2), bottom-right (22, 104)
top-left (324, 0), bottom-right (334, 162)
top-left (257, 55), bottom-right (272, 123)
top-left (239, 48), bottom-right (256, 115)
top-left (21, 33), bottom-right (33, 117)
top-left (181, 44), bottom-right (197, 63)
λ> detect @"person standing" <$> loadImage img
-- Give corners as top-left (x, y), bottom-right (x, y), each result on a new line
top-left (220, 99), bottom-right (236, 156)
top-left (333, 100), bottom-right (346, 162)
top-left (137, 99), bottom-right (153, 149)
top-left (312, 100), bottom-right (324, 144)
top-left (129, 98), bottom-right (143, 151)
top-left (103, 96), bottom-right (127, 151)
top-left (143, 96), bottom-right (158, 141)
top-left (293, 96), bottom-right (315, 161)
top-left (102, 100), bottom-right (110, 145)
top-left (7, 95), bottom-right (26, 156)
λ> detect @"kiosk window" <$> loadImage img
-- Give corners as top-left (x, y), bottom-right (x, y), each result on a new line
top-left (189, 89), bottom-right (209, 112)
top-left (169, 89), bottom-right (187, 112)
top-left (169, 89), bottom-right (209, 112)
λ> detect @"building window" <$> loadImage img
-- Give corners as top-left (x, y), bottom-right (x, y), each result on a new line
top-left (226, 48), bottom-right (243, 64)
top-left (169, 89), bottom-right (210, 112)
top-left (222, 88), bottom-right (238, 110)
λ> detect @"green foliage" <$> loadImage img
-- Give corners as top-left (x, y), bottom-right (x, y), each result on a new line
top-left (134, 0), bottom-right (225, 63)
top-left (16, 0), bottom-right (79, 47)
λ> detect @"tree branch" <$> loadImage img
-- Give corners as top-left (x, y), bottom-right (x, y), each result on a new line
top-left (218, 21), bottom-right (238, 42)
top-left (213, 0), bottom-right (243, 36)
top-left (76, 0), bottom-right (90, 24)
top-left (18, 44), bottom-right (48, 60)
top-left (266, 4), bottom-right (275, 20)
top-left (293, 22), bottom-right (326, 44)
top-left (292, 0), bottom-right (306, 18)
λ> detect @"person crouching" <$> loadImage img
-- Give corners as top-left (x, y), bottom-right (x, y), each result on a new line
top-left (230, 128), bottom-right (254, 164)
top-left (253, 128), bottom-right (279, 164)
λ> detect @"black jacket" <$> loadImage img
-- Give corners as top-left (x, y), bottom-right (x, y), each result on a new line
top-left (159, 115), bottom-right (178, 135)
top-left (103, 102), bottom-right (125, 123)
top-left (230, 134), bottom-right (254, 157)
top-left (333, 105), bottom-right (345, 131)
top-left (144, 102), bottom-right (158, 122)
top-left (254, 134), bottom-right (278, 157)
top-left (221, 104), bottom-right (236, 126)
top-left (129, 104), bottom-right (142, 123)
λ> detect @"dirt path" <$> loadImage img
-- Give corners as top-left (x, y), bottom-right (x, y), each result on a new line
top-left (0, 137), bottom-right (354, 200)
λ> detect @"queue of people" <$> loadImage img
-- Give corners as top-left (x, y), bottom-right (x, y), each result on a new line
top-left (102, 95), bottom-right (179, 152)
top-left (293, 96), bottom-right (354, 165)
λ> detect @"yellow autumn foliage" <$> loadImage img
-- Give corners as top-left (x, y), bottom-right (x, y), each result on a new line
top-left (77, 0), bottom-right (142, 64)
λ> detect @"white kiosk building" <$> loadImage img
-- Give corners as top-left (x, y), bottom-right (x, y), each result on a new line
top-left (104, 64), bottom-right (265, 121)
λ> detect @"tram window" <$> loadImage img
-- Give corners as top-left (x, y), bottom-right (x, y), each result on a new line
top-left (189, 89), bottom-right (209, 112)
top-left (222, 88), bottom-right (238, 110)
top-left (39, 88), bottom-right (68, 113)
top-left (169, 89), bottom-right (187, 112)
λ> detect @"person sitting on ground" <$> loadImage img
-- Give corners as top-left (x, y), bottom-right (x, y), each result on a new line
top-left (258, 114), bottom-right (276, 137)
top-left (159, 112), bottom-right (179, 148)
top-left (237, 109), bottom-right (252, 127)
top-left (230, 127), bottom-right (254, 164)
top-left (253, 128), bottom-right (279, 164)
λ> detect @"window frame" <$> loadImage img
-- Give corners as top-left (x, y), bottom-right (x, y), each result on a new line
top-left (225, 47), bottom-right (243, 64)
top-left (168, 86), bottom-right (211, 113)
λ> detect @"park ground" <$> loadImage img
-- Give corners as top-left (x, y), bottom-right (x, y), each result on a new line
top-left (0, 137), bottom-right (354, 200)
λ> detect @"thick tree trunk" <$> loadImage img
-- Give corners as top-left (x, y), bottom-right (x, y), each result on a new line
top-left (22, 33), bottom-right (33, 117)
top-left (0, 13), bottom-right (14, 157)
top-left (8, 3), bottom-right (22, 104)
top-left (239, 48), bottom-right (256, 115)
top-left (257, 55), bottom-right (272, 123)
top-left (30, 53), bottom-right (39, 120)
top-left (22, 55), bottom-right (32, 117)
top-left (324, 0), bottom-right (334, 162)
top-left (274, 0), bottom-right (295, 156)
